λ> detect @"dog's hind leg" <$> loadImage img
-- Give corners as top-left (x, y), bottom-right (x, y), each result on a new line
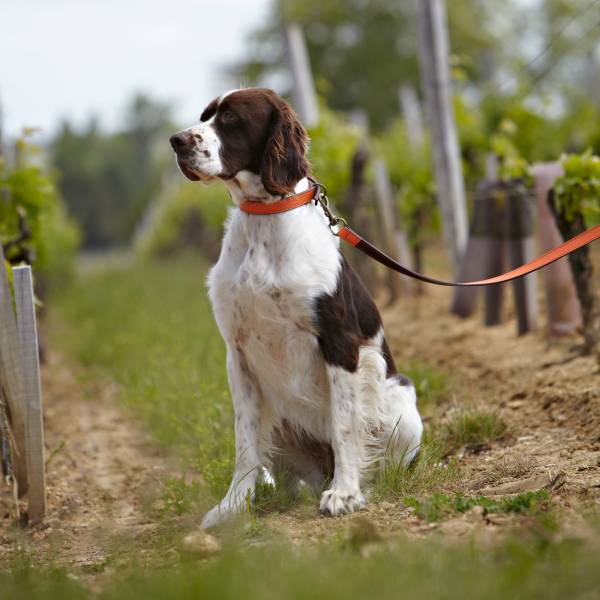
top-left (379, 375), bottom-right (423, 466)
top-left (201, 346), bottom-right (263, 529)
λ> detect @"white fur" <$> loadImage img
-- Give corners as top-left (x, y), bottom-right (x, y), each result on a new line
top-left (172, 111), bottom-right (223, 181)
top-left (199, 172), bottom-right (423, 528)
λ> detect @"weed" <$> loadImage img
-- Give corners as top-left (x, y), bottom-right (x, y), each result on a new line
top-left (44, 440), bottom-right (66, 468)
top-left (404, 489), bottom-right (551, 522)
top-left (475, 453), bottom-right (538, 488)
top-left (252, 474), bottom-right (306, 516)
top-left (160, 477), bottom-right (204, 517)
top-left (372, 437), bottom-right (459, 500)
top-left (441, 408), bottom-right (508, 454)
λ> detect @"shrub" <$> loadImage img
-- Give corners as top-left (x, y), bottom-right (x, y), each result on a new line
top-left (134, 179), bottom-right (229, 260)
top-left (553, 151), bottom-right (600, 360)
top-left (0, 131), bottom-right (80, 286)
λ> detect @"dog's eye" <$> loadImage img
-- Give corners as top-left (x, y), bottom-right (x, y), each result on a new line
top-left (220, 110), bottom-right (237, 123)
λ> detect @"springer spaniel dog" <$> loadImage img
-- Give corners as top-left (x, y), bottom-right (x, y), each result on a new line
top-left (170, 88), bottom-right (423, 528)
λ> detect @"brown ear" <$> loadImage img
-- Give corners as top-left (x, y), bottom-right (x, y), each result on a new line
top-left (260, 100), bottom-right (310, 195)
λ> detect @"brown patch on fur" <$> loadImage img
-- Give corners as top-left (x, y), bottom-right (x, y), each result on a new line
top-left (314, 258), bottom-right (385, 372)
top-left (271, 420), bottom-right (334, 485)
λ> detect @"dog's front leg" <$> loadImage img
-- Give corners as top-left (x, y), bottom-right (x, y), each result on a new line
top-left (201, 347), bottom-right (261, 529)
top-left (320, 366), bottom-right (366, 517)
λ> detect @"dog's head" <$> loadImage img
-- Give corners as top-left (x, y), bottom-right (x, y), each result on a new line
top-left (170, 88), bottom-right (309, 196)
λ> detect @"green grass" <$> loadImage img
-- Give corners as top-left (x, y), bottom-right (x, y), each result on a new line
top-left (441, 408), bottom-right (508, 455)
top-left (372, 438), bottom-right (459, 500)
top-left (49, 256), bottom-right (233, 500)
top-left (404, 490), bottom-right (551, 523)
top-left (3, 525), bottom-right (600, 600)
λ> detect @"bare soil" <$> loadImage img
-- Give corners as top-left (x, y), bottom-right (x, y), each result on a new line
top-left (1, 283), bottom-right (599, 569)
top-left (0, 354), bottom-right (178, 575)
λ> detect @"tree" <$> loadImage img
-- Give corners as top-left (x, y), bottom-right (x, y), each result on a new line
top-left (50, 94), bottom-right (174, 249)
top-left (229, 0), bottom-right (516, 131)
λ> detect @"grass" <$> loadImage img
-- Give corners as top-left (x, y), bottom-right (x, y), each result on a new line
top-left (49, 255), bottom-right (233, 500)
top-left (372, 438), bottom-right (459, 500)
top-left (474, 454), bottom-right (538, 489)
top-left (404, 490), bottom-right (551, 522)
top-left (440, 407), bottom-right (508, 455)
top-left (3, 524), bottom-right (600, 600)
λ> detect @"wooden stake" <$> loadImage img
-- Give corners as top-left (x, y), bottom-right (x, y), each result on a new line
top-left (399, 85), bottom-right (425, 148)
top-left (451, 155), bottom-right (500, 318)
top-left (415, 0), bottom-right (468, 275)
top-left (13, 266), bottom-right (46, 522)
top-left (531, 162), bottom-right (581, 335)
top-left (343, 146), bottom-right (380, 294)
top-left (372, 159), bottom-right (411, 300)
top-left (506, 188), bottom-right (538, 335)
top-left (0, 249), bottom-right (28, 497)
top-left (284, 23), bottom-right (319, 128)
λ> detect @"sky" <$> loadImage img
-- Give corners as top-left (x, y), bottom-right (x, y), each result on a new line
top-left (0, 0), bottom-right (272, 140)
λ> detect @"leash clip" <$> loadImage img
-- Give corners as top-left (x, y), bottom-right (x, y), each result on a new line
top-left (314, 184), bottom-right (346, 235)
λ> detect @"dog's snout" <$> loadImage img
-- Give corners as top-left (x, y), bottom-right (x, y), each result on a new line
top-left (170, 132), bottom-right (193, 152)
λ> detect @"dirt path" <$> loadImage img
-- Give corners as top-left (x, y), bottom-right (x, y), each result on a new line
top-left (0, 354), bottom-right (176, 573)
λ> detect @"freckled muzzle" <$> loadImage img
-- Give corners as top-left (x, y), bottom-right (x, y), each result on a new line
top-left (169, 127), bottom-right (220, 182)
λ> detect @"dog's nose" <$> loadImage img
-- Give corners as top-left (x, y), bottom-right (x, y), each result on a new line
top-left (170, 132), bottom-right (193, 151)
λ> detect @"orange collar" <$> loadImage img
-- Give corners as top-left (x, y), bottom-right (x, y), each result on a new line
top-left (239, 185), bottom-right (317, 215)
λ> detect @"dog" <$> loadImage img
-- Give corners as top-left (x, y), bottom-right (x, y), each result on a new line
top-left (169, 88), bottom-right (423, 528)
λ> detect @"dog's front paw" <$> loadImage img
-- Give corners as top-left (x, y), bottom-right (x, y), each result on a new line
top-left (319, 488), bottom-right (365, 517)
top-left (201, 494), bottom-right (249, 529)
top-left (201, 504), bottom-right (230, 530)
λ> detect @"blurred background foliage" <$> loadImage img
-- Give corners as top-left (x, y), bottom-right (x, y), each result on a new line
top-left (50, 95), bottom-right (174, 250)
top-left (0, 132), bottom-right (79, 287)
top-left (1, 0), bottom-right (599, 268)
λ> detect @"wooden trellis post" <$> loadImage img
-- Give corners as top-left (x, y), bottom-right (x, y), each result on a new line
top-left (531, 162), bottom-right (581, 335)
top-left (14, 266), bottom-right (46, 522)
top-left (0, 246), bottom-right (46, 522)
top-left (284, 23), bottom-right (319, 128)
top-left (415, 0), bottom-right (468, 275)
top-left (372, 159), bottom-right (413, 301)
top-left (0, 251), bottom-right (28, 497)
top-left (399, 85), bottom-right (425, 148)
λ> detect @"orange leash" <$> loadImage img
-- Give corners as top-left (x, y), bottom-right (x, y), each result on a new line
top-left (239, 183), bottom-right (600, 287)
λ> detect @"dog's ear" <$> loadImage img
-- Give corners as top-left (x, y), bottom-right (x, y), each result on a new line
top-left (261, 100), bottom-right (310, 196)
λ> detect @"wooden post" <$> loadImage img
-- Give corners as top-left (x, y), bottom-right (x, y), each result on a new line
top-left (531, 163), bottom-right (581, 335)
top-left (13, 266), bottom-right (46, 522)
top-left (399, 85), bottom-right (425, 148)
top-left (506, 184), bottom-right (538, 335)
top-left (0, 248), bottom-right (28, 497)
top-left (451, 155), bottom-right (500, 318)
top-left (415, 0), bottom-right (468, 275)
top-left (372, 159), bottom-right (411, 301)
top-left (284, 23), bottom-right (319, 128)
top-left (343, 146), bottom-right (380, 294)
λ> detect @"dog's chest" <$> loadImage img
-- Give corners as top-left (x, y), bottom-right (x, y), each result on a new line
top-left (208, 209), bottom-right (340, 413)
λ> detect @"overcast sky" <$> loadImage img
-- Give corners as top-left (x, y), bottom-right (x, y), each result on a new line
top-left (0, 0), bottom-right (271, 140)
